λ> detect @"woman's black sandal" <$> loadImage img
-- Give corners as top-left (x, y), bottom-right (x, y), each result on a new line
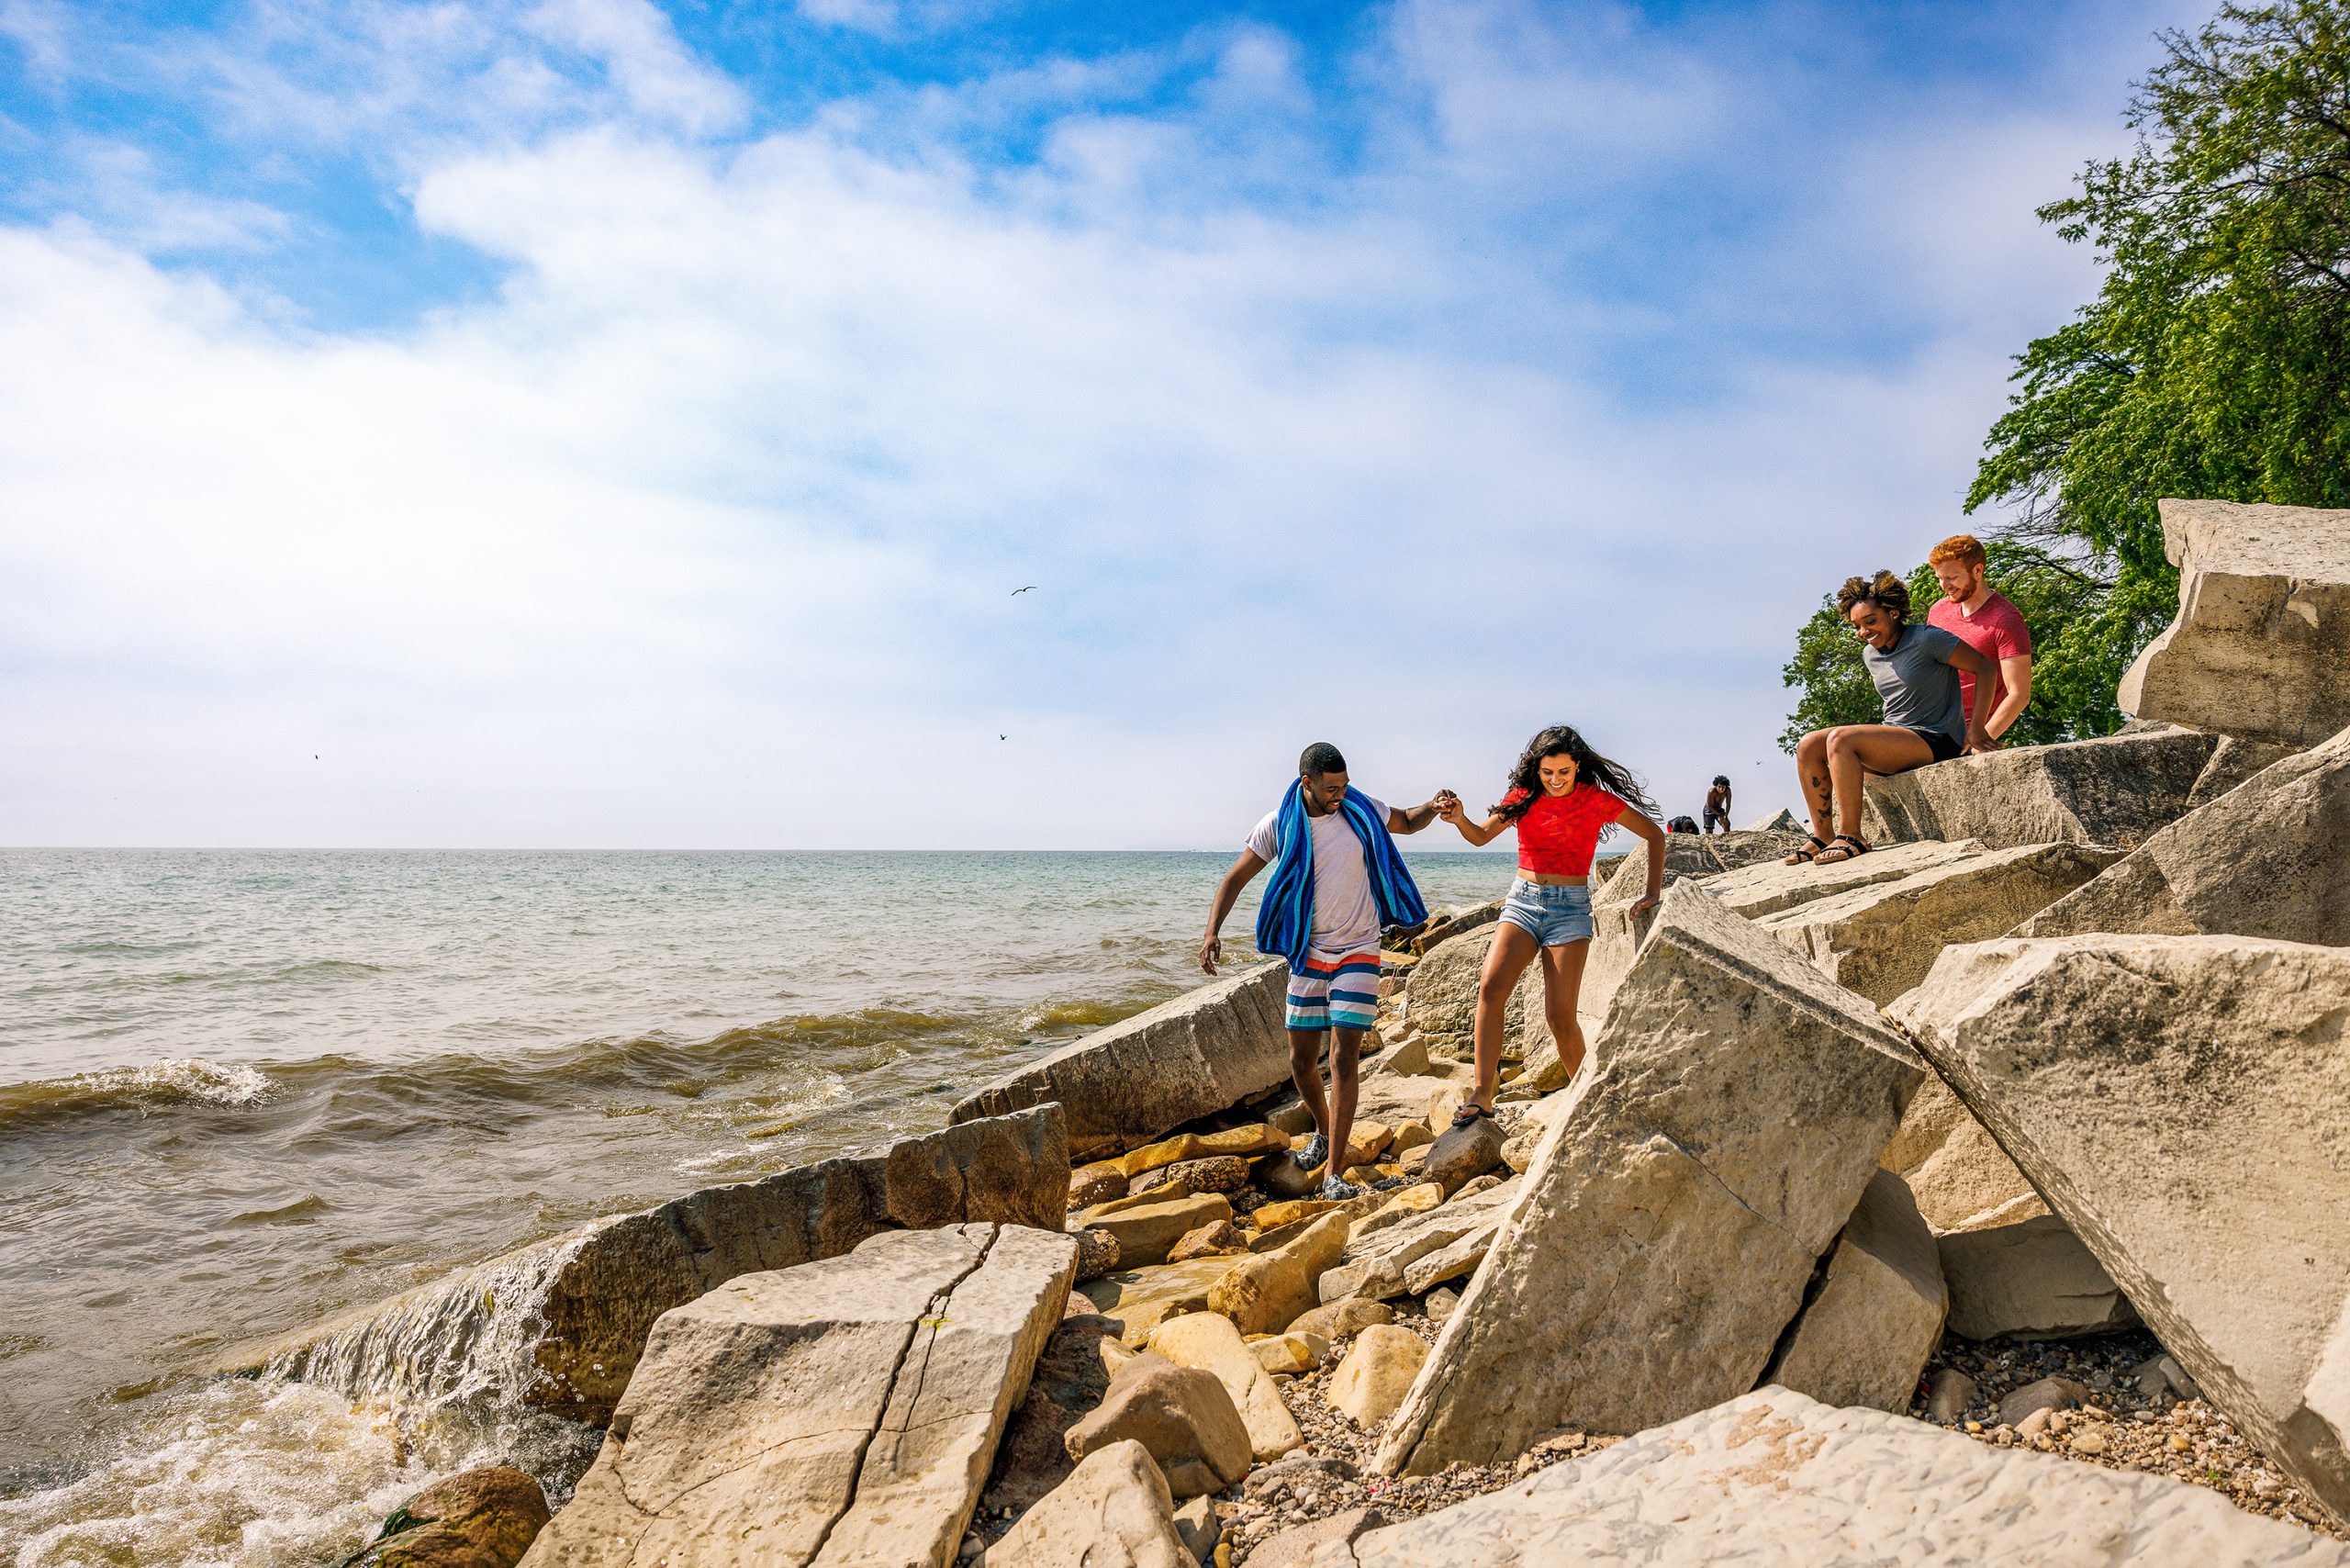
top-left (1784, 834), bottom-right (1829, 866)
top-left (1814, 834), bottom-right (1872, 865)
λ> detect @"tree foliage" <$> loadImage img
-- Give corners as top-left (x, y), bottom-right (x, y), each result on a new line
top-left (1777, 542), bottom-right (2128, 751)
top-left (1787, 2), bottom-right (2350, 744)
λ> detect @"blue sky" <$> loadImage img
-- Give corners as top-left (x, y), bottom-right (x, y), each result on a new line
top-left (0, 0), bottom-right (2204, 848)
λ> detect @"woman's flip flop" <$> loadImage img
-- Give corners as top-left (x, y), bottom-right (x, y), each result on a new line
top-left (1450, 1103), bottom-right (1494, 1129)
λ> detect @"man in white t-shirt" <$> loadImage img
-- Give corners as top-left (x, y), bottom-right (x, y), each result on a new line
top-left (1201, 742), bottom-right (1446, 1199)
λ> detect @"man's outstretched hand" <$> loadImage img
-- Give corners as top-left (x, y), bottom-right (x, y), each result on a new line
top-left (1199, 935), bottom-right (1223, 976)
top-left (1433, 789), bottom-right (1464, 823)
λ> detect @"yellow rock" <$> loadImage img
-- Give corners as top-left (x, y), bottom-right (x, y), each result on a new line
top-left (1197, 1124), bottom-right (1287, 1159)
top-left (1252, 1198), bottom-right (1340, 1231)
top-left (1250, 1331), bottom-right (1330, 1376)
top-left (1118, 1133), bottom-right (1205, 1178)
top-left (1391, 1123), bottom-right (1434, 1154)
top-left (1344, 1121), bottom-right (1393, 1165)
top-left (1209, 1211), bottom-right (1351, 1336)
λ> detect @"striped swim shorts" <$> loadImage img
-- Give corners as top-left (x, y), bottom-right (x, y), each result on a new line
top-left (1286, 949), bottom-right (1382, 1034)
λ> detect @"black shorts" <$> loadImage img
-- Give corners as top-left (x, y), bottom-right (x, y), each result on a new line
top-left (1907, 727), bottom-right (1964, 764)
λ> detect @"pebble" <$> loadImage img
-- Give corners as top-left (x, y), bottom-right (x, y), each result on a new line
top-left (1910, 1327), bottom-right (2343, 1540)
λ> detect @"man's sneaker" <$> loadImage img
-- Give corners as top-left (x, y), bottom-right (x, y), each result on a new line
top-left (1317, 1175), bottom-right (1362, 1201)
top-left (1297, 1132), bottom-right (1329, 1170)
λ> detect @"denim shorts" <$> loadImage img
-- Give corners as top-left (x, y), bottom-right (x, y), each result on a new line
top-left (1498, 879), bottom-right (1594, 947)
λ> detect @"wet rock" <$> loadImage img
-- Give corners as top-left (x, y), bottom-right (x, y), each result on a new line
top-left (1938, 1213), bottom-right (2136, 1341)
top-left (1166, 1221), bottom-right (1250, 1264)
top-left (1894, 932), bottom-right (2350, 1523)
top-left (1065, 1351), bottom-right (1252, 1499)
top-left (1764, 1169), bottom-right (1947, 1414)
top-left (1377, 883), bottom-right (1922, 1475)
top-left (526, 1222), bottom-right (1076, 1567)
top-left (953, 966), bottom-right (1291, 1161)
top-left (1859, 726), bottom-right (2219, 851)
top-left (1209, 1212), bottom-right (1349, 1336)
top-left (979, 1439), bottom-right (1192, 1568)
top-left (1322, 1386), bottom-right (2350, 1566)
top-left (2117, 498), bottom-right (2350, 748)
top-left (2019, 722), bottom-right (2350, 945)
top-left (350, 1465), bottom-right (549, 1568)
top-left (1147, 1311), bottom-right (1303, 1463)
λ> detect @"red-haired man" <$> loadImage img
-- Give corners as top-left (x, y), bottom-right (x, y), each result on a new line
top-left (1925, 534), bottom-right (2032, 750)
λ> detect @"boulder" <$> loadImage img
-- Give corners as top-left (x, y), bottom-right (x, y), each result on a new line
top-left (1859, 725), bottom-right (2218, 850)
top-left (2117, 497), bottom-right (2350, 747)
top-left (1744, 807), bottom-right (1800, 832)
top-left (1082, 1195), bottom-right (1235, 1270)
top-left (1326, 1327), bottom-right (1430, 1429)
top-left (1080, 1258), bottom-right (1243, 1348)
top-left (984, 1315), bottom-right (1123, 1514)
top-left (1407, 900), bottom-right (1502, 956)
top-left (952, 966), bottom-right (1290, 1161)
top-left (249, 1107), bottom-right (1067, 1426)
top-left (1762, 1170), bottom-right (1947, 1414)
top-left (521, 1222), bottom-right (1075, 1568)
top-left (1070, 1162), bottom-right (1128, 1208)
top-left (1753, 842), bottom-right (2120, 1004)
top-left (1403, 929), bottom-right (1516, 1054)
top-left (1291, 1299), bottom-right (1395, 1343)
top-left (1880, 1076), bottom-right (2042, 1235)
top-left (1937, 1213), bottom-right (2137, 1341)
top-left (1418, 1114), bottom-right (1505, 1195)
top-left (979, 1439), bottom-right (1192, 1568)
top-left (1375, 882), bottom-right (1923, 1475)
top-left (1315, 1180), bottom-right (1523, 1306)
top-left (349, 1466), bottom-right (549, 1568)
top-left (1065, 1352), bottom-right (1252, 1499)
top-left (1209, 1212), bottom-right (1350, 1336)
top-left (2019, 722), bottom-right (2350, 945)
top-left (1890, 932), bottom-right (2350, 1524)
top-left (1167, 1220), bottom-right (1249, 1263)
top-left (1316, 1387), bottom-right (2350, 1567)
top-left (1147, 1311), bottom-right (1304, 1462)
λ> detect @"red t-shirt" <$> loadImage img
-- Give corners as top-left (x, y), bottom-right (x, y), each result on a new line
top-left (1927, 590), bottom-right (2031, 725)
top-left (1502, 784), bottom-right (1628, 877)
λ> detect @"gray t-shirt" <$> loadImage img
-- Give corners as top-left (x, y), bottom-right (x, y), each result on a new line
top-left (1863, 623), bottom-right (1966, 743)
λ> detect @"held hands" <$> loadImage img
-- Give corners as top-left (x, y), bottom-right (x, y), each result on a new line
top-left (1199, 934), bottom-right (1223, 976)
top-left (1433, 789), bottom-right (1464, 823)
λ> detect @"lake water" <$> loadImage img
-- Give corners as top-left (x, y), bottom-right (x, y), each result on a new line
top-left (0, 847), bottom-right (1512, 1566)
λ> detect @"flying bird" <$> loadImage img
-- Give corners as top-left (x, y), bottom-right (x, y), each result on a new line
top-left (999, 734), bottom-right (1008, 740)
top-left (1011, 586), bottom-right (1036, 596)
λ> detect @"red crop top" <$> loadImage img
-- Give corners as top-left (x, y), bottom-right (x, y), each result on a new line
top-left (1502, 784), bottom-right (1627, 877)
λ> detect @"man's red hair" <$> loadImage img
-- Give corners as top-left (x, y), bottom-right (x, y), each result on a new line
top-left (1929, 533), bottom-right (1987, 568)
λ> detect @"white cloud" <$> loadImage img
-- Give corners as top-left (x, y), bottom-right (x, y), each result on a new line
top-left (0, 2), bottom-right (2164, 846)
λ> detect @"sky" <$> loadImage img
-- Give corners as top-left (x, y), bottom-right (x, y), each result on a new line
top-left (0, 0), bottom-right (2207, 850)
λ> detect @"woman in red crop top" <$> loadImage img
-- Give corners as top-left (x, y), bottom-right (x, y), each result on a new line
top-left (1434, 724), bottom-right (1666, 1121)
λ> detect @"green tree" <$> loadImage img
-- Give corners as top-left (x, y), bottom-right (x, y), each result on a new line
top-left (1777, 542), bottom-right (2128, 751)
top-left (1787, 2), bottom-right (2350, 743)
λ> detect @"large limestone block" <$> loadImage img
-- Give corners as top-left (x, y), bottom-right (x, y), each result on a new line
top-left (1880, 1075), bottom-right (2042, 1235)
top-left (1754, 842), bottom-right (2120, 1004)
top-left (251, 1107), bottom-right (1066, 1425)
top-left (1316, 1387), bottom-right (2350, 1567)
top-left (1316, 1178), bottom-right (1523, 1305)
top-left (1860, 725), bottom-right (2220, 850)
top-left (979, 1440), bottom-right (1191, 1568)
top-left (2119, 498), bottom-right (2350, 747)
top-left (1940, 1214), bottom-right (2136, 1341)
top-left (1891, 934), bottom-right (2350, 1525)
top-left (2020, 723), bottom-right (2350, 945)
top-left (1147, 1311), bottom-right (1302, 1462)
top-left (521, 1222), bottom-right (1076, 1568)
top-left (1404, 928), bottom-right (1519, 1052)
top-left (951, 966), bottom-right (1290, 1160)
top-left (1375, 883), bottom-right (1924, 1475)
top-left (1763, 1170), bottom-right (1947, 1413)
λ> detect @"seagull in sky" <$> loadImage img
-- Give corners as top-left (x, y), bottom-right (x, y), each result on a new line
top-left (1011, 586), bottom-right (1035, 596)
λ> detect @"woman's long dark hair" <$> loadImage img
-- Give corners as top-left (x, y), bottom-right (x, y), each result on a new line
top-left (1491, 724), bottom-right (1657, 822)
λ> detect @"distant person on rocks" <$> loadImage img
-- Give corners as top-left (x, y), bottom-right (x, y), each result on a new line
top-left (1434, 725), bottom-right (1666, 1124)
top-left (1704, 776), bottom-right (1732, 834)
top-left (1926, 533), bottom-right (2034, 747)
top-left (1785, 571), bottom-right (1997, 867)
top-left (1202, 743), bottom-right (1446, 1200)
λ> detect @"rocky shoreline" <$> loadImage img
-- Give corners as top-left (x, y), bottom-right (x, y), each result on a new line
top-left (325, 497), bottom-right (2350, 1567)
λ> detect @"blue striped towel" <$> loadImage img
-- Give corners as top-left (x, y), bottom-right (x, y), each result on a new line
top-left (1254, 781), bottom-right (1427, 969)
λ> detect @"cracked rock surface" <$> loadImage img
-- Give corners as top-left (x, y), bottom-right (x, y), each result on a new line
top-left (520, 1221), bottom-right (1077, 1568)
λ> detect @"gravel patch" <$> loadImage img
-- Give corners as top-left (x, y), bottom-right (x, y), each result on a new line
top-left (1910, 1328), bottom-right (2344, 1540)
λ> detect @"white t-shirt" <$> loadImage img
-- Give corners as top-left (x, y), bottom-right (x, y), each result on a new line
top-left (1246, 793), bottom-right (1390, 958)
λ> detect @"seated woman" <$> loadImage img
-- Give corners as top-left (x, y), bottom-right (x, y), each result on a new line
top-left (1786, 571), bottom-right (1995, 867)
top-left (1434, 725), bottom-right (1666, 1121)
